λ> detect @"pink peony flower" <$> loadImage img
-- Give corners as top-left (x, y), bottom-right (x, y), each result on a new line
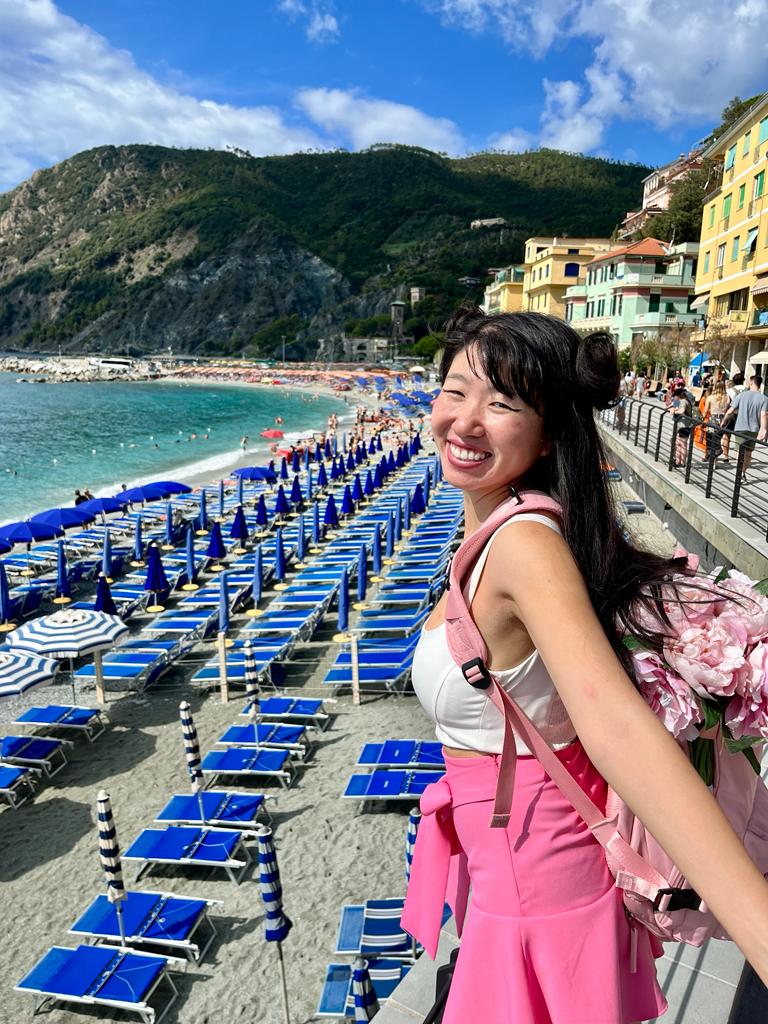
top-left (633, 650), bottom-right (701, 741)
top-left (717, 575), bottom-right (768, 644)
top-left (664, 621), bottom-right (746, 698)
top-left (725, 645), bottom-right (768, 740)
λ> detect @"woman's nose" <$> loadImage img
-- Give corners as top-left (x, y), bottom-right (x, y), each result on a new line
top-left (452, 400), bottom-right (485, 435)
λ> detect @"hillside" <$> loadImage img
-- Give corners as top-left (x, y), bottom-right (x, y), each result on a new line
top-left (0, 144), bottom-right (650, 357)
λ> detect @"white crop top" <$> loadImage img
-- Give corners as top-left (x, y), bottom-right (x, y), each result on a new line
top-left (411, 514), bottom-right (576, 755)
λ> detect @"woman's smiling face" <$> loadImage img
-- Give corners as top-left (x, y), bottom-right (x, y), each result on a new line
top-left (431, 345), bottom-right (549, 499)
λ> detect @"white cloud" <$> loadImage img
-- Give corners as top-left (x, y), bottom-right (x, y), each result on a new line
top-left (277, 0), bottom-right (339, 43)
top-left (295, 88), bottom-right (464, 153)
top-left (488, 127), bottom-right (535, 152)
top-left (422, 0), bottom-right (768, 154)
top-left (0, 0), bottom-right (325, 192)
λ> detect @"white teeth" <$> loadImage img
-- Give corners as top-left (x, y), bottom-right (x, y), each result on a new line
top-left (449, 442), bottom-right (490, 463)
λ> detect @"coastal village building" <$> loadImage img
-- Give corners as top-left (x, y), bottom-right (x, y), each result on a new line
top-left (340, 336), bottom-right (389, 362)
top-left (691, 92), bottom-right (768, 378)
top-left (482, 265), bottom-right (525, 314)
top-left (564, 239), bottom-right (699, 347)
top-left (618, 150), bottom-right (703, 241)
top-left (522, 237), bottom-right (613, 317)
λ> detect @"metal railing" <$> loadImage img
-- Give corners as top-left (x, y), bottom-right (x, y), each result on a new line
top-left (599, 396), bottom-right (768, 543)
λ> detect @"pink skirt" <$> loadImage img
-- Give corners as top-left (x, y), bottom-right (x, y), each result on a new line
top-left (438, 747), bottom-right (667, 1024)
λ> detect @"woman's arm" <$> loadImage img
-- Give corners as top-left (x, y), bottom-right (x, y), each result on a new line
top-left (490, 523), bottom-right (768, 982)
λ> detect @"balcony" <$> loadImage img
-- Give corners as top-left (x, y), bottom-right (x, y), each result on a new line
top-left (630, 311), bottom-right (700, 329)
top-left (717, 265), bottom-right (724, 279)
top-left (720, 216), bottom-right (730, 230)
top-left (749, 309), bottom-right (768, 331)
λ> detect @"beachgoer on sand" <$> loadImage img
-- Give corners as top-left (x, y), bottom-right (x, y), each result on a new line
top-left (401, 303), bottom-right (768, 1023)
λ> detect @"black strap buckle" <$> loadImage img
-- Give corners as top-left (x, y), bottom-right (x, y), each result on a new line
top-left (461, 657), bottom-right (492, 690)
top-left (652, 887), bottom-right (701, 912)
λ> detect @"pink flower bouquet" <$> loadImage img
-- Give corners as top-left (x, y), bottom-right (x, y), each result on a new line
top-left (626, 569), bottom-right (768, 783)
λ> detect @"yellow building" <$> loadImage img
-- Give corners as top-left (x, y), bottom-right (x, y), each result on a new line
top-left (483, 265), bottom-right (525, 314)
top-left (522, 237), bottom-right (613, 317)
top-left (692, 93), bottom-right (768, 374)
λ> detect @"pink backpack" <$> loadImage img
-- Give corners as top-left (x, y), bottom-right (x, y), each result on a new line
top-left (444, 490), bottom-right (768, 949)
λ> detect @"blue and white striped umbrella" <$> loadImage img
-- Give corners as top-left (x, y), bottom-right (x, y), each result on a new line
top-left (0, 650), bottom-right (59, 699)
top-left (9, 608), bottom-right (127, 660)
top-left (244, 640), bottom-right (260, 719)
top-left (257, 825), bottom-right (292, 942)
top-left (96, 790), bottom-right (127, 943)
top-left (352, 958), bottom-right (379, 1021)
top-left (179, 701), bottom-right (204, 793)
top-left (405, 807), bottom-right (421, 883)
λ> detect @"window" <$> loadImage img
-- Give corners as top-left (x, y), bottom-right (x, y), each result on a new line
top-left (725, 145), bottom-right (736, 170)
top-left (609, 264), bottom-right (615, 279)
top-left (731, 236), bottom-right (741, 261)
top-left (704, 251), bottom-right (710, 273)
top-left (738, 183), bottom-right (746, 209)
top-left (709, 204), bottom-right (716, 227)
top-left (545, 264), bottom-right (550, 277)
top-left (586, 301), bottom-right (594, 318)
top-left (742, 227), bottom-right (759, 254)
top-left (754, 171), bottom-right (765, 199)
top-left (648, 293), bottom-right (660, 313)
top-left (716, 243), bottom-right (726, 267)
top-left (610, 296), bottom-right (616, 315)
top-left (715, 295), bottom-right (729, 317)
top-left (760, 117), bottom-right (768, 145)
top-left (743, 130), bottom-right (752, 155)
top-left (564, 262), bottom-right (579, 277)
top-left (722, 193), bottom-right (732, 219)
top-left (565, 303), bottom-right (573, 321)
top-left (597, 299), bottom-right (605, 317)
top-left (536, 246), bottom-right (546, 253)
top-left (617, 294), bottom-right (623, 315)
top-left (567, 248), bottom-right (579, 254)
top-left (730, 288), bottom-right (749, 311)
top-left (665, 302), bottom-right (675, 314)
top-left (654, 261), bottom-right (666, 274)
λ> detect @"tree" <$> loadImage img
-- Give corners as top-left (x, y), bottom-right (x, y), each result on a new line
top-left (709, 95), bottom-right (763, 144)
top-left (412, 334), bottom-right (443, 360)
top-left (642, 164), bottom-right (712, 244)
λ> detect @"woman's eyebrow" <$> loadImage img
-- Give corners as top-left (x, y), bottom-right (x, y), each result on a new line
top-left (444, 372), bottom-right (470, 384)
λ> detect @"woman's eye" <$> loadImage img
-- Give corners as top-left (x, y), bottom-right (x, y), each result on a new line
top-left (442, 389), bottom-right (463, 397)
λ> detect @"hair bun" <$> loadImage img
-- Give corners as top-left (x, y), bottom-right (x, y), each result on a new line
top-left (574, 331), bottom-right (620, 410)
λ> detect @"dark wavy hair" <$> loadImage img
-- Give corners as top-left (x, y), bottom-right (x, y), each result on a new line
top-left (440, 303), bottom-right (691, 673)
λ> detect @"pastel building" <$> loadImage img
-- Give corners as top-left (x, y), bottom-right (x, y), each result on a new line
top-left (564, 239), bottom-right (699, 347)
top-left (618, 150), bottom-right (703, 241)
top-left (482, 265), bottom-right (525, 314)
top-left (522, 237), bottom-right (613, 318)
top-left (691, 92), bottom-right (768, 376)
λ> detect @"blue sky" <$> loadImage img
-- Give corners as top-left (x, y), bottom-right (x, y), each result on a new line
top-left (1, 0), bottom-right (766, 193)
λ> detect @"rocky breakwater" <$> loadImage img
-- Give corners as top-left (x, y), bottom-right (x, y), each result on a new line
top-left (0, 355), bottom-right (171, 383)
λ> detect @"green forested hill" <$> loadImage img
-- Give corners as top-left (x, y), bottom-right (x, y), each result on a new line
top-left (0, 143), bottom-right (649, 356)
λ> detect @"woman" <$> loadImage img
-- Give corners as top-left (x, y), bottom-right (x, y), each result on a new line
top-left (402, 305), bottom-right (768, 1023)
top-left (704, 380), bottom-right (729, 461)
top-left (671, 383), bottom-right (693, 466)
top-left (692, 386), bottom-right (710, 460)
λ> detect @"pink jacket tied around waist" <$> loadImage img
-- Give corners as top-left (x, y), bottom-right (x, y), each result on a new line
top-left (401, 774), bottom-right (471, 958)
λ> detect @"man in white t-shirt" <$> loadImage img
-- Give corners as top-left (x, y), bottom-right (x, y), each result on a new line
top-left (721, 375), bottom-right (768, 481)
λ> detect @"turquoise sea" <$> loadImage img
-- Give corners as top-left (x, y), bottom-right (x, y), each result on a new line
top-left (0, 374), bottom-right (346, 524)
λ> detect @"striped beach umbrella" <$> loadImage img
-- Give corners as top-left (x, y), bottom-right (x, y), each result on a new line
top-left (405, 807), bottom-right (421, 883)
top-left (338, 569), bottom-right (349, 633)
top-left (218, 572), bottom-right (230, 634)
top-left (352, 958), bottom-right (379, 1021)
top-left (0, 650), bottom-right (59, 699)
top-left (94, 574), bottom-right (118, 616)
top-left (252, 544), bottom-right (263, 608)
top-left (257, 824), bottom-right (292, 1024)
top-left (101, 529), bottom-right (112, 581)
top-left (244, 640), bottom-right (260, 719)
top-left (54, 540), bottom-right (71, 603)
top-left (96, 790), bottom-right (127, 944)
top-left (179, 701), bottom-right (206, 821)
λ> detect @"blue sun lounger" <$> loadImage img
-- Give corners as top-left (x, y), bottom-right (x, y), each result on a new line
top-left (201, 746), bottom-right (295, 788)
top-left (239, 695), bottom-right (331, 730)
top-left (0, 762), bottom-right (40, 807)
top-left (217, 722), bottom-right (311, 759)
top-left (154, 791), bottom-right (271, 830)
top-left (356, 740), bottom-right (445, 770)
top-left (324, 664), bottom-right (412, 694)
top-left (15, 944), bottom-right (182, 1024)
top-left (353, 609), bottom-right (429, 636)
top-left (342, 769), bottom-right (444, 808)
top-left (69, 890), bottom-right (221, 963)
top-left (316, 959), bottom-right (411, 1018)
top-left (14, 705), bottom-right (106, 742)
top-left (0, 735), bottom-right (71, 778)
top-left (122, 825), bottom-right (251, 885)
top-left (335, 898), bottom-right (415, 958)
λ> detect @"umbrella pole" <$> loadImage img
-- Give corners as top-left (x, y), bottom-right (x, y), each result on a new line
top-left (350, 633), bottom-right (361, 707)
top-left (70, 658), bottom-right (76, 704)
top-left (217, 631), bottom-right (229, 704)
top-left (197, 788), bottom-right (207, 826)
top-left (275, 941), bottom-right (291, 1024)
top-left (116, 902), bottom-right (127, 945)
top-left (93, 650), bottom-right (106, 706)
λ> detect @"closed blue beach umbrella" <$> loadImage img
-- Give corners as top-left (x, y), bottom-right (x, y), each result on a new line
top-left (197, 489), bottom-right (208, 533)
top-left (374, 462), bottom-right (384, 489)
top-left (401, 495), bottom-right (410, 533)
top-left (387, 451), bottom-right (396, 474)
top-left (346, 451), bottom-right (356, 472)
top-left (342, 431), bottom-right (347, 453)
top-left (296, 514), bottom-right (306, 563)
top-left (274, 485), bottom-right (290, 517)
top-left (352, 958), bottom-right (379, 1021)
top-left (405, 807), bottom-right (421, 883)
top-left (257, 824), bottom-right (293, 1023)
top-left (364, 469), bottom-right (374, 498)
top-left (315, 442), bottom-right (322, 463)
top-left (274, 528), bottom-right (286, 583)
top-left (218, 572), bottom-right (230, 634)
top-left (411, 482), bottom-right (426, 516)
top-left (280, 457), bottom-right (289, 481)
top-left (368, 438), bottom-right (377, 456)
top-left (291, 450), bottom-right (300, 475)
top-left (311, 501), bottom-right (321, 545)
top-left (206, 520), bottom-right (226, 561)
top-left (256, 493), bottom-right (268, 528)
top-left (356, 545), bottom-right (367, 603)
top-left (164, 502), bottom-right (174, 547)
top-left (100, 529), bottom-right (112, 582)
top-left (317, 460), bottom-right (328, 489)
top-left (394, 504), bottom-right (402, 543)
top-left (396, 446), bottom-right (406, 469)
top-left (184, 525), bottom-right (198, 589)
top-left (145, 544), bottom-right (169, 604)
top-left (0, 561), bottom-right (13, 627)
top-left (324, 437), bottom-right (332, 460)
top-left (355, 444), bottom-right (364, 465)
top-left (94, 574), bottom-right (118, 616)
top-left (55, 540), bottom-right (71, 603)
top-left (329, 457), bottom-right (340, 482)
top-left (423, 470), bottom-right (430, 506)
top-left (340, 485), bottom-right (355, 517)
top-left (96, 790), bottom-right (128, 944)
top-left (324, 494), bottom-right (339, 529)
top-left (244, 640), bottom-right (260, 718)
top-left (236, 473), bottom-right (244, 506)
top-left (132, 518), bottom-right (143, 564)
top-left (376, 434), bottom-right (383, 452)
top-left (337, 568), bottom-right (349, 633)
top-left (179, 702), bottom-right (206, 823)
top-left (336, 455), bottom-right (346, 478)
top-left (352, 474), bottom-right (364, 504)
top-left (332, 433), bottom-right (338, 456)
top-left (304, 447), bottom-right (311, 472)
top-left (230, 505), bottom-right (249, 543)
top-left (372, 525), bottom-right (382, 574)
top-left (385, 512), bottom-right (395, 557)
top-left (290, 475), bottom-right (303, 508)
top-left (218, 478), bottom-right (225, 518)
top-left (307, 466), bottom-right (314, 503)
top-left (252, 544), bottom-right (263, 607)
